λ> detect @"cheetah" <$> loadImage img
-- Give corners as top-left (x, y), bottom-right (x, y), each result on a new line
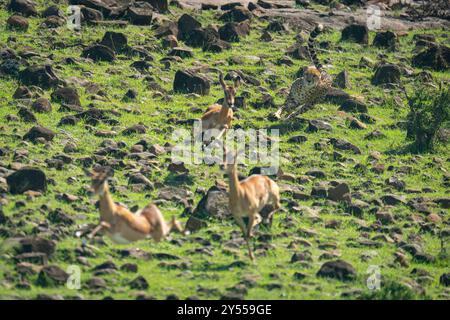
top-left (274, 24), bottom-right (332, 120)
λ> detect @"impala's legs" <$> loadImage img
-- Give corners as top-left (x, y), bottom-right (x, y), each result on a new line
top-left (88, 221), bottom-right (111, 240)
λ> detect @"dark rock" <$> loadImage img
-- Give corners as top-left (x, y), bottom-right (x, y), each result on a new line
top-left (328, 183), bottom-right (351, 203)
top-left (266, 20), bottom-right (287, 32)
top-left (178, 13), bottom-right (202, 41)
top-left (380, 194), bottom-right (406, 206)
top-left (123, 124), bottom-right (147, 135)
top-left (32, 97), bottom-right (52, 113)
top-left (16, 237), bottom-right (55, 256)
top-left (333, 70), bottom-right (350, 89)
top-left (317, 260), bottom-right (357, 281)
top-left (169, 47), bottom-right (193, 59)
top-left (371, 64), bottom-right (401, 85)
top-left (81, 6), bottom-right (103, 23)
top-left (339, 98), bottom-right (367, 113)
top-left (308, 119), bottom-right (332, 132)
top-left (19, 65), bottom-right (61, 89)
top-left (8, 0), bottom-right (37, 17)
top-left (220, 6), bottom-right (252, 23)
top-left (145, 0), bottom-right (168, 12)
top-left (7, 167), bottom-right (47, 194)
top-left (291, 251), bottom-right (312, 263)
top-left (23, 125), bottom-right (55, 142)
top-left (13, 86), bottom-right (32, 99)
top-left (42, 15), bottom-right (65, 28)
top-left (18, 107), bottom-right (37, 123)
top-left (440, 273), bottom-right (450, 287)
top-left (121, 263), bottom-right (138, 273)
top-left (129, 276), bottom-right (149, 290)
top-left (7, 15), bottom-right (29, 31)
top-left (412, 45), bottom-right (450, 71)
top-left (82, 44), bottom-right (115, 62)
top-left (127, 3), bottom-right (153, 25)
top-left (37, 265), bottom-right (69, 287)
top-left (42, 5), bottom-right (63, 17)
top-left (330, 138), bottom-right (361, 154)
top-left (173, 70), bottom-right (210, 95)
top-left (155, 20), bottom-right (178, 38)
top-left (100, 31), bottom-right (128, 53)
top-left (86, 277), bottom-right (107, 290)
top-left (219, 21), bottom-right (250, 42)
top-left (52, 87), bottom-right (81, 106)
top-left (373, 31), bottom-right (398, 50)
top-left (341, 24), bottom-right (368, 45)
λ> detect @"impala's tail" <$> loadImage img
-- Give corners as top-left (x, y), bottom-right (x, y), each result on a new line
top-left (307, 24), bottom-right (324, 71)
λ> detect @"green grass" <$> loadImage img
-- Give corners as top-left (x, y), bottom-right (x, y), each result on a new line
top-left (0, 1), bottom-right (449, 300)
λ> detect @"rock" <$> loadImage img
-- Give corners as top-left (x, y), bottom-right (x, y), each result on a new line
top-left (177, 13), bottom-right (202, 41)
top-left (16, 237), bottom-right (56, 256)
top-left (173, 70), bottom-right (210, 95)
top-left (127, 3), bottom-right (153, 25)
top-left (311, 185), bottom-right (327, 198)
top-left (100, 31), bottom-right (128, 53)
top-left (37, 265), bottom-right (69, 287)
top-left (440, 273), bottom-right (450, 287)
top-left (373, 31), bottom-right (398, 50)
top-left (32, 97), bottom-right (52, 113)
top-left (349, 118), bottom-right (366, 129)
top-left (434, 198), bottom-right (450, 209)
top-left (291, 251), bottom-right (312, 263)
top-left (185, 216), bottom-right (207, 232)
top-left (341, 24), bottom-right (368, 45)
top-left (219, 21), bottom-right (250, 42)
top-left (333, 70), bottom-right (350, 89)
top-left (317, 260), bottom-right (357, 281)
top-left (122, 124), bottom-right (147, 135)
top-left (51, 87), bottom-right (81, 107)
top-left (42, 5), bottom-right (63, 17)
top-left (7, 167), bottom-right (46, 194)
top-left (145, 0), bottom-right (168, 12)
top-left (23, 125), bottom-right (56, 142)
top-left (386, 176), bottom-right (405, 191)
top-left (42, 15), bottom-right (65, 28)
top-left (48, 208), bottom-right (74, 225)
top-left (328, 183), bottom-right (351, 203)
top-left (155, 20), bottom-right (178, 38)
top-left (81, 6), bottom-right (103, 23)
top-left (219, 6), bottom-right (252, 23)
top-left (86, 277), bottom-right (107, 290)
top-left (371, 64), bottom-right (401, 85)
top-left (161, 35), bottom-right (178, 48)
top-left (19, 65), bottom-right (61, 89)
top-left (375, 211), bottom-right (394, 224)
top-left (266, 20), bottom-right (287, 32)
top-left (169, 47), bottom-right (193, 59)
top-left (412, 44), bottom-right (450, 71)
top-left (13, 86), bottom-right (32, 99)
top-left (82, 44), bottom-right (115, 62)
top-left (121, 263), bottom-right (138, 273)
top-left (330, 138), bottom-right (361, 154)
top-left (8, 0), bottom-right (37, 17)
top-left (18, 107), bottom-right (37, 123)
top-left (7, 15), bottom-right (29, 31)
top-left (288, 135), bottom-right (307, 143)
top-left (129, 276), bottom-right (149, 290)
top-left (308, 119), bottom-right (332, 132)
top-left (380, 194), bottom-right (406, 206)
top-left (339, 98), bottom-right (367, 113)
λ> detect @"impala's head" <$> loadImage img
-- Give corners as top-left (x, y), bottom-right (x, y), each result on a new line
top-left (219, 71), bottom-right (241, 109)
top-left (301, 66), bottom-right (321, 87)
top-left (86, 167), bottom-right (114, 196)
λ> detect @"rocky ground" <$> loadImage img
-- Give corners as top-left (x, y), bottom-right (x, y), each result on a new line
top-left (0, 0), bottom-right (449, 300)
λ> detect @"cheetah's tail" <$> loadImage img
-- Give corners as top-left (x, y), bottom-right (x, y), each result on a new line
top-left (307, 24), bottom-right (324, 71)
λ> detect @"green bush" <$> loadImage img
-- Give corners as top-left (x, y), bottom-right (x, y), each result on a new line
top-left (406, 85), bottom-right (450, 152)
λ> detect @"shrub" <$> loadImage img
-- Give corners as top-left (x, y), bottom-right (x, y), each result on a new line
top-left (405, 84), bottom-right (450, 153)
